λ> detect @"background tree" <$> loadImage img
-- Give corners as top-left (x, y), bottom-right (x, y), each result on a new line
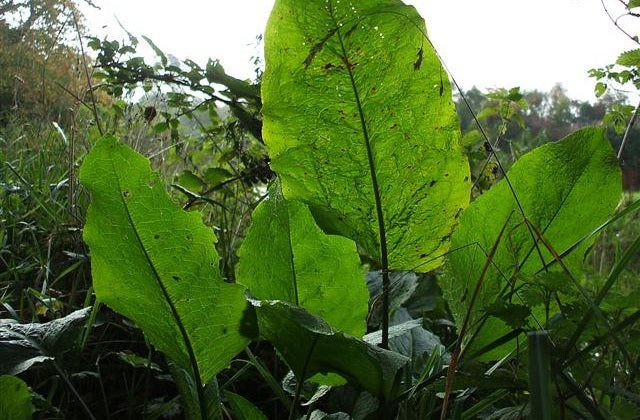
top-left (0, 0), bottom-right (98, 127)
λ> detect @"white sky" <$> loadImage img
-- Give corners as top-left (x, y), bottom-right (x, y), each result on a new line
top-left (80, 0), bottom-right (640, 102)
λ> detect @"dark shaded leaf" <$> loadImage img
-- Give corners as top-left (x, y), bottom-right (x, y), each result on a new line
top-left (0, 307), bottom-right (90, 375)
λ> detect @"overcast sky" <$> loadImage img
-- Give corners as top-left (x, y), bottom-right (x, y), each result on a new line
top-left (81, 0), bottom-right (640, 102)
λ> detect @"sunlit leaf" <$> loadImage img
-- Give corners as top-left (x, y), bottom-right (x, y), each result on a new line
top-left (262, 0), bottom-right (470, 272)
top-left (628, 0), bottom-right (640, 10)
top-left (443, 127), bottom-right (621, 356)
top-left (237, 182), bottom-right (368, 337)
top-left (0, 375), bottom-right (35, 420)
top-left (617, 48), bottom-right (640, 67)
top-left (80, 135), bottom-right (252, 384)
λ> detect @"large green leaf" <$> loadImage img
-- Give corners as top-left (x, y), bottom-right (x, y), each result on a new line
top-left (262, 0), bottom-right (470, 272)
top-left (236, 183), bottom-right (368, 337)
top-left (80, 136), bottom-right (252, 384)
top-left (252, 299), bottom-right (408, 400)
top-left (0, 375), bottom-right (34, 420)
top-left (442, 127), bottom-right (621, 354)
top-left (0, 307), bottom-right (90, 375)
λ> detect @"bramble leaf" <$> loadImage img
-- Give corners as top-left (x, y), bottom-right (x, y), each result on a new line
top-left (628, 0), bottom-right (640, 10)
top-left (617, 48), bottom-right (640, 67)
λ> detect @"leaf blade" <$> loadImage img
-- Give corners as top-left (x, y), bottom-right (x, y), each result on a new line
top-left (262, 0), bottom-right (470, 272)
top-left (443, 127), bottom-right (621, 356)
top-left (0, 308), bottom-right (91, 375)
top-left (252, 299), bottom-right (408, 400)
top-left (80, 135), bottom-right (252, 384)
top-left (237, 183), bottom-right (368, 337)
top-left (0, 375), bottom-right (35, 420)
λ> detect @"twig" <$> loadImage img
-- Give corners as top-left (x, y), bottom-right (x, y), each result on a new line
top-left (600, 0), bottom-right (640, 46)
top-left (71, 11), bottom-right (103, 136)
top-left (617, 99), bottom-right (640, 159)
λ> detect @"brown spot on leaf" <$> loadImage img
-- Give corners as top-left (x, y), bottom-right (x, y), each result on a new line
top-left (414, 46), bottom-right (423, 71)
top-left (303, 27), bottom-right (338, 69)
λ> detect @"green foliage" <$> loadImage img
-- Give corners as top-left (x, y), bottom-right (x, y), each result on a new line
top-left (0, 375), bottom-right (35, 420)
top-left (224, 391), bottom-right (268, 420)
top-left (0, 307), bottom-right (90, 375)
top-left (262, 0), bottom-right (470, 272)
top-left (617, 48), bottom-right (640, 67)
top-left (0, 120), bottom-right (89, 324)
top-left (0, 0), bottom-right (98, 126)
top-left (80, 135), bottom-right (252, 384)
top-left (237, 182), bottom-right (368, 338)
top-left (443, 127), bottom-right (621, 355)
top-left (2, 0), bottom-right (638, 418)
top-left (251, 299), bottom-right (408, 400)
top-left (527, 331), bottom-right (552, 420)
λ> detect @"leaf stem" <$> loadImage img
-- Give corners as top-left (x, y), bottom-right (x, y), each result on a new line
top-left (53, 362), bottom-right (97, 420)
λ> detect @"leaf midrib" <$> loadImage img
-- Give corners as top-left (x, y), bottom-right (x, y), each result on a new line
top-left (109, 155), bottom-right (207, 418)
top-left (285, 201), bottom-right (299, 306)
top-left (329, 3), bottom-right (388, 270)
top-left (329, 1), bottom-right (390, 347)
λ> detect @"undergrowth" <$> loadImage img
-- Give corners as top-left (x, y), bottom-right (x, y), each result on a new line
top-left (0, 1), bottom-right (639, 419)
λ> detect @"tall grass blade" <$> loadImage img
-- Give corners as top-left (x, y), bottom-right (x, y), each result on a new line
top-left (528, 331), bottom-right (552, 420)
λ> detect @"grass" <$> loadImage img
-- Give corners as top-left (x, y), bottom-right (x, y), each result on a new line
top-left (0, 119), bottom-right (89, 322)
